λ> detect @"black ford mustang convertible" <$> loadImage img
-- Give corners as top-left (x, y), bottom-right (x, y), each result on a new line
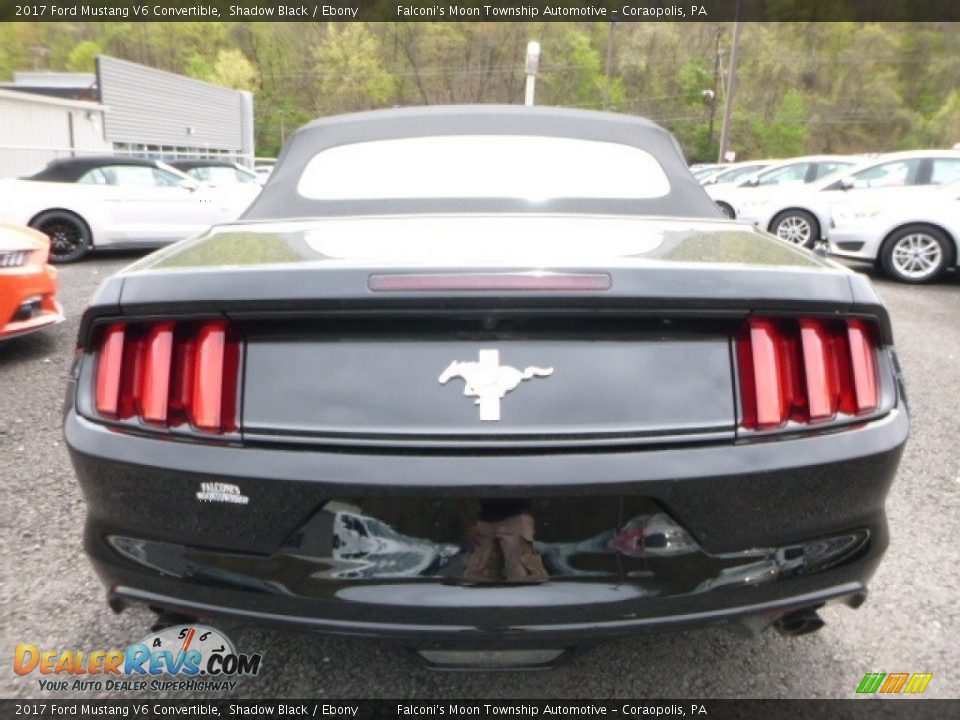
top-left (66, 106), bottom-right (907, 669)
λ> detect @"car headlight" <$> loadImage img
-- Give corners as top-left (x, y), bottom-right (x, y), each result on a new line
top-left (0, 250), bottom-right (31, 268)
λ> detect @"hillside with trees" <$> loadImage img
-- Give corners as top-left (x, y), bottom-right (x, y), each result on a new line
top-left (2, 21), bottom-right (957, 161)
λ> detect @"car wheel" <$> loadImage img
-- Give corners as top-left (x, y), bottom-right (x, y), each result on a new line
top-left (770, 210), bottom-right (819, 249)
top-left (880, 225), bottom-right (951, 283)
top-left (30, 210), bottom-right (92, 263)
top-left (715, 201), bottom-right (735, 219)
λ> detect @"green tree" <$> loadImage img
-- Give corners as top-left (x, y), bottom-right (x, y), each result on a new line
top-left (65, 40), bottom-right (102, 73)
top-left (313, 23), bottom-right (395, 115)
top-left (208, 49), bottom-right (258, 91)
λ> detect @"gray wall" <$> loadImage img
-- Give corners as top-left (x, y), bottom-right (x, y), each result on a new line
top-left (97, 56), bottom-right (247, 154)
top-left (0, 89), bottom-right (110, 178)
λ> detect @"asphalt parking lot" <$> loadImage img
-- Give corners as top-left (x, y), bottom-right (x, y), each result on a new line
top-left (2, 253), bottom-right (958, 700)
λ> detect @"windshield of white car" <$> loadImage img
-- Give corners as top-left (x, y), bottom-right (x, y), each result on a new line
top-left (186, 166), bottom-right (259, 185)
top-left (750, 162), bottom-right (812, 187)
top-left (297, 135), bottom-right (672, 201)
top-left (77, 164), bottom-right (185, 187)
top-left (710, 164), bottom-right (768, 184)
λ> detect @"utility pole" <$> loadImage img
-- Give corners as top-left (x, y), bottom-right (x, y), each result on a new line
top-left (717, 2), bottom-right (742, 163)
top-left (524, 41), bottom-right (540, 106)
top-left (706, 27), bottom-right (722, 160)
top-left (603, 22), bottom-right (617, 110)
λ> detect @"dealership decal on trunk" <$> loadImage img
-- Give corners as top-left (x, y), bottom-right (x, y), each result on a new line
top-left (196, 482), bottom-right (249, 505)
top-left (438, 349), bottom-right (554, 421)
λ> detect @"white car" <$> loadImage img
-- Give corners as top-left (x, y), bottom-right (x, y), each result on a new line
top-left (170, 160), bottom-right (264, 187)
top-left (707, 155), bottom-right (857, 220)
top-left (699, 160), bottom-right (776, 187)
top-left (0, 156), bottom-right (261, 262)
top-left (829, 181), bottom-right (960, 283)
top-left (734, 150), bottom-right (960, 248)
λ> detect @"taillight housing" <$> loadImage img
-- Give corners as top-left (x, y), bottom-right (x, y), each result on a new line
top-left (736, 316), bottom-right (880, 431)
top-left (92, 320), bottom-right (241, 434)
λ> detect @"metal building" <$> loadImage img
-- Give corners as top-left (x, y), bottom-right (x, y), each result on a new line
top-left (0, 88), bottom-right (110, 178)
top-left (96, 56), bottom-right (254, 165)
top-left (0, 55), bottom-right (254, 178)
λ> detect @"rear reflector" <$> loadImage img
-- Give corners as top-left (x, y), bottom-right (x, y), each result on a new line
top-left (737, 317), bottom-right (879, 431)
top-left (93, 320), bottom-right (240, 434)
top-left (368, 272), bottom-right (612, 292)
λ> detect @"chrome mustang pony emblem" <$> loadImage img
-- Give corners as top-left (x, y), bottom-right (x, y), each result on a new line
top-left (438, 349), bottom-right (554, 421)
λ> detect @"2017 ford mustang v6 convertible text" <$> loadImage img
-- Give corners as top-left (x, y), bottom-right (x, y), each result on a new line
top-left (65, 107), bottom-right (908, 669)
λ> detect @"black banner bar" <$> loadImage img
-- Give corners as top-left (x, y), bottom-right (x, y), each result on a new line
top-left (2, 700), bottom-right (958, 719)
top-left (2, 0), bottom-right (960, 23)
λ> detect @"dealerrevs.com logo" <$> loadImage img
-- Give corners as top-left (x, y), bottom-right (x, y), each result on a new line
top-left (14, 625), bottom-right (263, 692)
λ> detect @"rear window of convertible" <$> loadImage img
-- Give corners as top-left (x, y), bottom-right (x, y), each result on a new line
top-left (296, 135), bottom-right (671, 201)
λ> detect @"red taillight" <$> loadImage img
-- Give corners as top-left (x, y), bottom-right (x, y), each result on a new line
top-left (737, 317), bottom-right (879, 431)
top-left (847, 320), bottom-right (879, 413)
top-left (191, 322), bottom-right (227, 431)
top-left (139, 322), bottom-right (174, 424)
top-left (92, 320), bottom-right (240, 434)
top-left (747, 319), bottom-right (786, 428)
top-left (798, 320), bottom-right (836, 421)
top-left (94, 324), bottom-right (126, 418)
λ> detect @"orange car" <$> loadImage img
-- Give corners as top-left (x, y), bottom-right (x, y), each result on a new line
top-left (0, 222), bottom-right (64, 340)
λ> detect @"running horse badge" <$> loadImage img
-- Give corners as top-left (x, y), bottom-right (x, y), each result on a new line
top-left (438, 349), bottom-right (554, 421)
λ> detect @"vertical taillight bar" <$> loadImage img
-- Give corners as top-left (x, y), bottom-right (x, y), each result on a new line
top-left (747, 319), bottom-right (786, 428)
top-left (138, 322), bottom-right (174, 424)
top-left (847, 320), bottom-right (879, 413)
top-left (190, 322), bottom-right (227, 431)
top-left (799, 320), bottom-right (836, 421)
top-left (94, 324), bottom-right (126, 418)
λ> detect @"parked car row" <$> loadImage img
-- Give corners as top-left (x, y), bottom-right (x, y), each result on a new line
top-left (0, 156), bottom-right (262, 263)
top-left (699, 149), bottom-right (960, 283)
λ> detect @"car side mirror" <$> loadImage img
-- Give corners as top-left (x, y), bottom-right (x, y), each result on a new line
top-left (839, 176), bottom-right (856, 190)
top-left (180, 178), bottom-right (200, 192)
top-left (746, 177), bottom-right (759, 187)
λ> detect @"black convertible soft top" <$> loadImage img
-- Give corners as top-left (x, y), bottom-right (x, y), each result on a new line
top-left (23, 156), bottom-right (166, 183)
top-left (242, 105), bottom-right (723, 221)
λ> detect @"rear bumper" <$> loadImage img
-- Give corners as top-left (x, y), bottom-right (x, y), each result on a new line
top-left (66, 402), bottom-right (907, 646)
top-left (107, 582), bottom-right (868, 649)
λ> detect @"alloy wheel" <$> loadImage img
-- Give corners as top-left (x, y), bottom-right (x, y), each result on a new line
top-left (39, 220), bottom-right (83, 260)
top-left (776, 215), bottom-right (812, 245)
top-left (891, 232), bottom-right (944, 280)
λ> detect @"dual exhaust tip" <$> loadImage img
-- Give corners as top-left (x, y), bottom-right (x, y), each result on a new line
top-left (773, 607), bottom-right (826, 637)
